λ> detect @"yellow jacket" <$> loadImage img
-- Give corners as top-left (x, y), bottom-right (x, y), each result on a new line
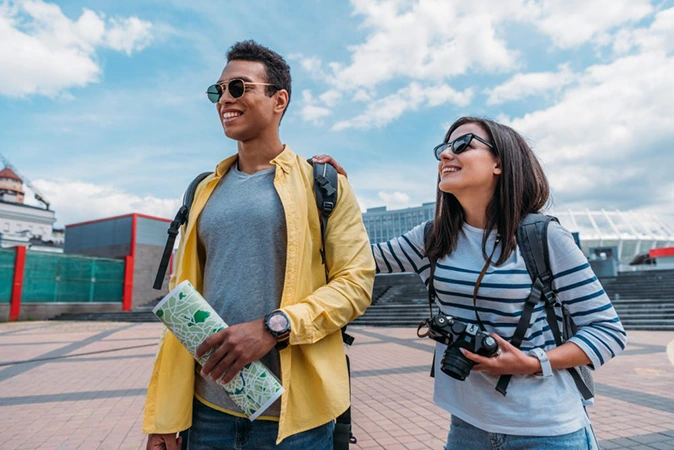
top-left (143, 145), bottom-right (375, 443)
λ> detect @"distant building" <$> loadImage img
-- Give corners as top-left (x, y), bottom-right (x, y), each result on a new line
top-left (0, 167), bottom-right (61, 251)
top-left (362, 202), bottom-right (435, 244)
top-left (362, 202), bottom-right (674, 270)
top-left (65, 213), bottom-right (172, 308)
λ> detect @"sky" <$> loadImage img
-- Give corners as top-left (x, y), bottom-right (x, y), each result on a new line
top-left (1, 0), bottom-right (674, 228)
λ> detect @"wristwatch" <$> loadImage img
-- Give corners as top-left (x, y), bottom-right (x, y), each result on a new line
top-left (528, 347), bottom-right (553, 378)
top-left (264, 310), bottom-right (291, 350)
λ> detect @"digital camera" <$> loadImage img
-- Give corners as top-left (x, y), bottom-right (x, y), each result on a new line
top-left (427, 312), bottom-right (500, 380)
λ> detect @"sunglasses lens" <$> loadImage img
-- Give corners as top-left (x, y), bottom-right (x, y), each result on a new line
top-left (206, 84), bottom-right (221, 103)
top-left (453, 135), bottom-right (472, 154)
top-left (434, 143), bottom-right (448, 160)
top-left (228, 79), bottom-right (245, 98)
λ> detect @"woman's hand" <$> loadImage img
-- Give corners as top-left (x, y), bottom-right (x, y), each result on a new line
top-left (461, 333), bottom-right (540, 376)
top-left (311, 154), bottom-right (348, 178)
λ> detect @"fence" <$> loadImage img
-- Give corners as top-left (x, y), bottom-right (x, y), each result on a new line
top-left (1, 247), bottom-right (127, 320)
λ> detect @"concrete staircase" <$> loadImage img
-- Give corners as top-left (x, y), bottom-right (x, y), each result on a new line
top-left (353, 270), bottom-right (674, 330)
top-left (52, 298), bottom-right (161, 323)
top-left (599, 269), bottom-right (674, 331)
top-left (52, 270), bottom-right (674, 330)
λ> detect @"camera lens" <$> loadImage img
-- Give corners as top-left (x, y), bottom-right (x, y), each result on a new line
top-left (440, 345), bottom-right (474, 381)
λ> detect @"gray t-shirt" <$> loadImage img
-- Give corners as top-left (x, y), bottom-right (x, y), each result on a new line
top-left (194, 163), bottom-right (287, 417)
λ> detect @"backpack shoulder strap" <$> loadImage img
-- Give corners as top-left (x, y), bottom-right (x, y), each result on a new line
top-left (311, 161), bottom-right (338, 266)
top-left (496, 214), bottom-right (555, 395)
top-left (153, 171), bottom-right (212, 290)
top-left (309, 161), bottom-right (357, 446)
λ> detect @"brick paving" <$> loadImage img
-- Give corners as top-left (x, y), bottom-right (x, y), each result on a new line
top-left (0, 321), bottom-right (673, 450)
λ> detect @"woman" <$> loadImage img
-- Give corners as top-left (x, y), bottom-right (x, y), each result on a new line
top-left (316, 116), bottom-right (626, 449)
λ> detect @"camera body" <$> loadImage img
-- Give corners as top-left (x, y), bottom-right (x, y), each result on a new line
top-left (427, 312), bottom-right (500, 380)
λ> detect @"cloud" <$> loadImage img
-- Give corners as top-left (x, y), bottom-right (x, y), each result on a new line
top-left (299, 90), bottom-right (332, 125)
top-left (525, 0), bottom-right (653, 49)
top-left (105, 16), bottom-right (153, 55)
top-left (485, 64), bottom-right (576, 105)
top-left (29, 179), bottom-right (179, 227)
top-left (501, 9), bottom-right (674, 219)
top-left (331, 0), bottom-right (522, 89)
top-left (0, 0), bottom-right (153, 98)
top-left (377, 191), bottom-right (411, 210)
top-left (332, 82), bottom-right (472, 130)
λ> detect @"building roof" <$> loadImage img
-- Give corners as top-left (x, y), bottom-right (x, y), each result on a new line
top-left (0, 167), bottom-right (22, 182)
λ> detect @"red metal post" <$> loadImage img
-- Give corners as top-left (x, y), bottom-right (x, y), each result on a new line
top-left (122, 255), bottom-right (134, 312)
top-left (9, 246), bottom-right (27, 321)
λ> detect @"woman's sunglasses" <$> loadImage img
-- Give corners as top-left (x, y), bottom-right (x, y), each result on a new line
top-left (206, 79), bottom-right (277, 103)
top-left (433, 133), bottom-right (495, 160)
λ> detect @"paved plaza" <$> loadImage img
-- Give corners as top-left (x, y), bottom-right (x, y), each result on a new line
top-left (0, 321), bottom-right (673, 450)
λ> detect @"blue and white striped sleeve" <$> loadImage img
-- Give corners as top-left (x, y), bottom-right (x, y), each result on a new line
top-left (372, 222), bottom-right (429, 275)
top-left (547, 222), bottom-right (627, 369)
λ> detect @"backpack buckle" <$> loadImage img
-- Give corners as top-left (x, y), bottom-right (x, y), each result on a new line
top-left (322, 201), bottom-right (334, 215)
top-left (543, 289), bottom-right (557, 305)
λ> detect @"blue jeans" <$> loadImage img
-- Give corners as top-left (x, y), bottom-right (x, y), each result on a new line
top-left (187, 398), bottom-right (334, 449)
top-left (445, 415), bottom-right (599, 450)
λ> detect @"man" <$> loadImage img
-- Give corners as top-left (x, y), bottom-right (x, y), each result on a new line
top-left (143, 40), bottom-right (375, 449)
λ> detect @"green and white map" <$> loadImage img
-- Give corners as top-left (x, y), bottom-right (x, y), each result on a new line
top-left (153, 280), bottom-right (284, 420)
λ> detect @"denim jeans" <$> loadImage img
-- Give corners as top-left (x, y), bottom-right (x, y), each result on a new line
top-left (187, 398), bottom-right (334, 449)
top-left (445, 415), bottom-right (599, 450)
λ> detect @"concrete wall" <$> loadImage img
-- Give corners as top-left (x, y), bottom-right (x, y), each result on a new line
top-left (132, 244), bottom-right (167, 307)
top-left (0, 302), bottom-right (123, 322)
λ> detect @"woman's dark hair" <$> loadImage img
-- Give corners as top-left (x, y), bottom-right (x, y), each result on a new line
top-left (226, 40), bottom-right (292, 119)
top-left (425, 116), bottom-right (550, 266)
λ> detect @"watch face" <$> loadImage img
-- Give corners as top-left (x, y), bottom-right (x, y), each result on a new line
top-left (268, 313), bottom-right (289, 332)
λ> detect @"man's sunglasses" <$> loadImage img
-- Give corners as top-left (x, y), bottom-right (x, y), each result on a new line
top-left (433, 133), bottom-right (495, 160)
top-left (206, 79), bottom-right (277, 103)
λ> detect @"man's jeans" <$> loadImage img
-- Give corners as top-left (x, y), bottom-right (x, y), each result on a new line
top-left (445, 415), bottom-right (600, 450)
top-left (187, 398), bottom-right (334, 449)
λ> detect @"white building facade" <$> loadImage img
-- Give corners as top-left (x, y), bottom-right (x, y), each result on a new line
top-left (0, 167), bottom-right (61, 251)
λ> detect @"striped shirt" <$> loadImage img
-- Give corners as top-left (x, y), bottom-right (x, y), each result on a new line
top-left (373, 220), bottom-right (626, 436)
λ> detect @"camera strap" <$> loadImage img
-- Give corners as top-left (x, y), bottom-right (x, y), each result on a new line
top-left (472, 236), bottom-right (500, 332)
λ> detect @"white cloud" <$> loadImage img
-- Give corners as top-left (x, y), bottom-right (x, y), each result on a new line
top-left (485, 64), bottom-right (576, 105)
top-left (377, 191), bottom-right (411, 210)
top-left (105, 16), bottom-right (153, 55)
top-left (329, 0), bottom-right (521, 89)
top-left (299, 90), bottom-right (332, 125)
top-left (319, 89), bottom-right (342, 107)
top-left (525, 0), bottom-right (653, 49)
top-left (0, 0), bottom-right (153, 98)
top-left (29, 179), bottom-right (179, 226)
top-left (332, 82), bottom-right (472, 131)
top-left (612, 7), bottom-right (674, 55)
top-left (500, 9), bottom-right (674, 217)
top-left (352, 89), bottom-right (373, 102)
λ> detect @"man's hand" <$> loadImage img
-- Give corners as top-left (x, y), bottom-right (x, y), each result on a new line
top-left (146, 433), bottom-right (182, 450)
top-left (196, 318), bottom-right (277, 384)
top-left (311, 154), bottom-right (348, 178)
top-left (461, 333), bottom-right (541, 376)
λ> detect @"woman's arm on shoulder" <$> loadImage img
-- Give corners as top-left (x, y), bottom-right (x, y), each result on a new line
top-left (372, 221), bottom-right (430, 275)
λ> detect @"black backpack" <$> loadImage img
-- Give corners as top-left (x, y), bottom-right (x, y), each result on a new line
top-left (153, 160), bottom-right (357, 449)
top-left (424, 214), bottom-right (594, 400)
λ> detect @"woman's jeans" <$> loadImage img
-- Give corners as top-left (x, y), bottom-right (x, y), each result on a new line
top-left (445, 415), bottom-right (600, 450)
top-left (187, 398), bottom-right (334, 450)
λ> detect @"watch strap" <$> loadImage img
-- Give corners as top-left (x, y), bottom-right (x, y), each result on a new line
top-left (528, 347), bottom-right (553, 378)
